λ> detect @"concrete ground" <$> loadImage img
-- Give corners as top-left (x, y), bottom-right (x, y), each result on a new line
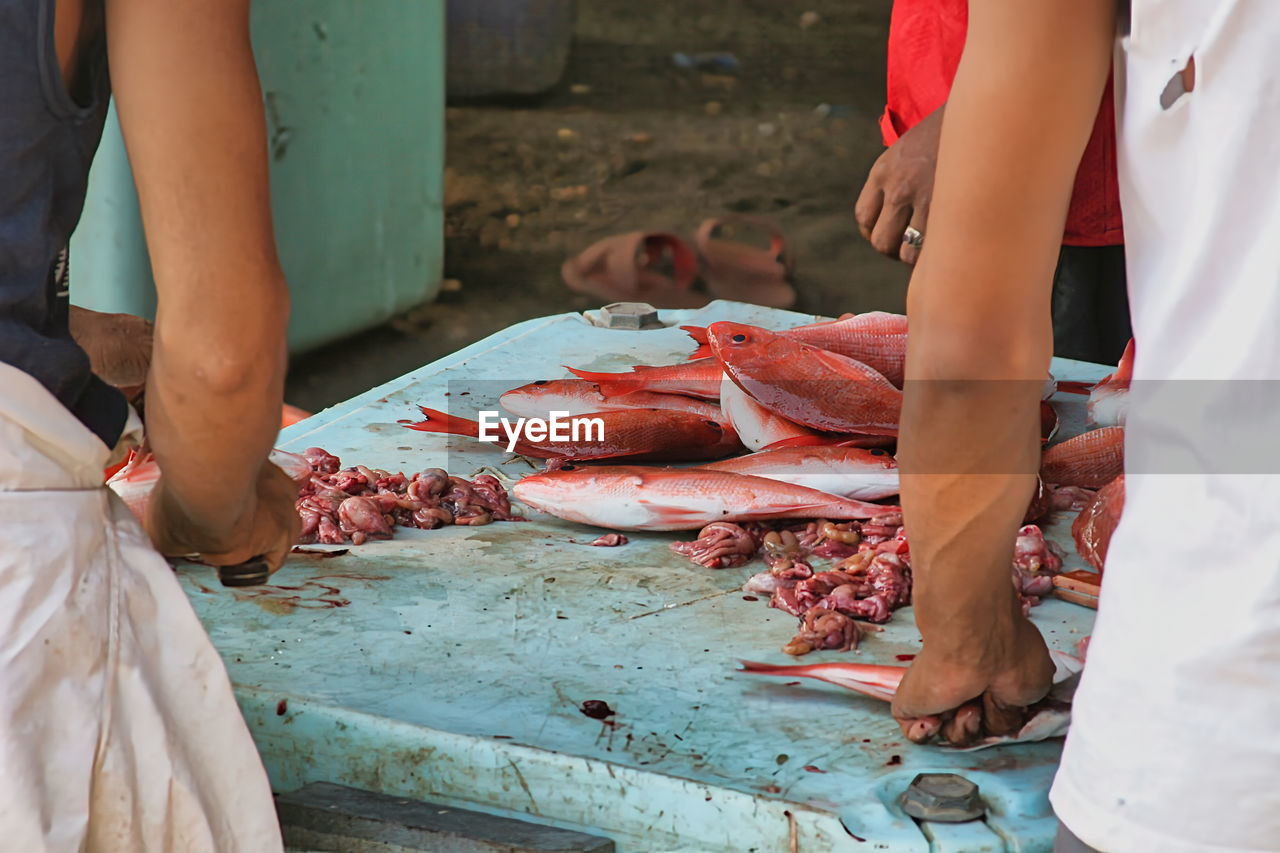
top-left (285, 0), bottom-right (909, 412)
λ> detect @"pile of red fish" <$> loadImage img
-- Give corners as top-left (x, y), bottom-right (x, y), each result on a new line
top-left (1043, 340), bottom-right (1134, 573)
top-left (295, 448), bottom-right (516, 546)
top-left (401, 310), bottom-right (1130, 603)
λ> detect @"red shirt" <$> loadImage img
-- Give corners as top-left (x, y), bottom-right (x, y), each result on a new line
top-left (880, 0), bottom-right (1123, 247)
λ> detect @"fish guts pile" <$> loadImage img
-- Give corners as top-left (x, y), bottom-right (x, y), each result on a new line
top-left (294, 448), bottom-right (517, 546)
top-left (105, 446), bottom-right (519, 549)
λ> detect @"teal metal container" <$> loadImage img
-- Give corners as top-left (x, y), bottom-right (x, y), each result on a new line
top-left (70, 0), bottom-right (446, 354)
top-left (179, 301), bottom-right (1107, 852)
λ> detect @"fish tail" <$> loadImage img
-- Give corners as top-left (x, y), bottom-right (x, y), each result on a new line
top-left (1055, 380), bottom-right (1096, 395)
top-left (680, 325), bottom-right (709, 344)
top-left (403, 406), bottom-right (481, 438)
top-left (565, 367), bottom-right (646, 398)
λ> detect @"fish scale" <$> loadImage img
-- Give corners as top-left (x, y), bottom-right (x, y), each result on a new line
top-left (708, 321), bottom-right (903, 436)
top-left (499, 378), bottom-right (728, 426)
top-left (684, 311), bottom-right (908, 386)
top-left (699, 444), bottom-right (900, 501)
top-left (566, 357), bottom-right (723, 399)
top-left (405, 406), bottom-right (742, 462)
top-left (513, 465), bottom-right (899, 531)
top-left (1040, 426), bottom-right (1125, 488)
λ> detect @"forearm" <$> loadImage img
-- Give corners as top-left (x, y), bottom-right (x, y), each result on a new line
top-left (107, 0), bottom-right (290, 537)
top-left (900, 0), bottom-right (1117, 642)
top-left (899, 384), bottom-right (1039, 655)
top-left (144, 276), bottom-right (288, 538)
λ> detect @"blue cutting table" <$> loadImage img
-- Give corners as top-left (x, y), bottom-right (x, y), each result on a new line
top-left (181, 301), bottom-right (1108, 852)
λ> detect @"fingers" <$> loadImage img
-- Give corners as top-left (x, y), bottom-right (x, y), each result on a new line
top-left (982, 692), bottom-right (1029, 738)
top-left (147, 461), bottom-right (302, 571)
top-left (898, 205), bottom-right (928, 266)
top-left (867, 192), bottom-right (913, 259)
top-left (854, 170), bottom-right (886, 242)
top-left (898, 715), bottom-right (943, 744)
top-left (941, 701), bottom-right (984, 746)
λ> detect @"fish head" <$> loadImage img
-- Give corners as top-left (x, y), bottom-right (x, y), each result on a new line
top-left (510, 469), bottom-right (565, 509)
top-left (705, 321), bottom-right (786, 370)
top-left (850, 446), bottom-right (898, 471)
top-left (500, 379), bottom-right (604, 416)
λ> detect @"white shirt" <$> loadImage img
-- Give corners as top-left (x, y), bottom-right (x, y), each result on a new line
top-left (1050, 3), bottom-right (1280, 850)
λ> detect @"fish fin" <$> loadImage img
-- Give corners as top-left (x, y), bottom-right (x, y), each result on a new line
top-left (1054, 380), bottom-right (1097, 395)
top-left (403, 406), bottom-right (481, 438)
top-left (760, 435), bottom-right (828, 451)
top-left (680, 325), bottom-right (708, 344)
top-left (758, 433), bottom-right (895, 451)
top-left (839, 425), bottom-right (899, 437)
top-left (1109, 338), bottom-right (1136, 384)
top-left (103, 458), bottom-right (130, 481)
top-left (738, 660), bottom-right (903, 700)
top-left (806, 346), bottom-right (879, 375)
top-left (632, 500), bottom-right (730, 527)
top-left (565, 367), bottom-right (646, 398)
top-left (833, 435), bottom-right (898, 449)
top-left (687, 344), bottom-right (712, 360)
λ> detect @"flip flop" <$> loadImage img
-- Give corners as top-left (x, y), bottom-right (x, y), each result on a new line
top-left (694, 215), bottom-right (797, 309)
top-left (561, 232), bottom-right (706, 309)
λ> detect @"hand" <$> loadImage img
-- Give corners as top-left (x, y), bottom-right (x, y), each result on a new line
top-left (144, 460), bottom-right (301, 574)
top-left (891, 614), bottom-right (1055, 746)
top-left (68, 306), bottom-right (153, 400)
top-left (855, 105), bottom-right (944, 265)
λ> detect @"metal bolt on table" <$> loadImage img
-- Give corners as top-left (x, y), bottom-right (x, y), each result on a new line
top-left (597, 302), bottom-right (663, 330)
top-left (900, 773), bottom-right (986, 823)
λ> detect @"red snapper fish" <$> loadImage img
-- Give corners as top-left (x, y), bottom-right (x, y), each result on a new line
top-left (565, 357), bottom-right (723, 400)
top-left (106, 447), bottom-right (313, 523)
top-left (699, 445), bottom-right (900, 501)
top-left (1072, 474), bottom-right (1125, 573)
top-left (1040, 426), bottom-right (1125, 488)
top-left (512, 466), bottom-right (899, 531)
top-left (717, 375), bottom-right (896, 451)
top-left (718, 373), bottom-right (821, 450)
top-left (404, 406), bottom-right (741, 462)
top-left (738, 648), bottom-right (1083, 750)
top-left (708, 322), bottom-right (902, 436)
top-left (499, 378), bottom-right (727, 425)
top-left (685, 311), bottom-right (908, 386)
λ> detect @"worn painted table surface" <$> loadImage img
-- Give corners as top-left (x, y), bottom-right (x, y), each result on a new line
top-left (180, 301), bottom-right (1109, 852)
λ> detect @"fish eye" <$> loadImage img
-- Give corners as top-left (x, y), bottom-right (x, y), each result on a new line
top-left (561, 463), bottom-right (576, 471)
top-left (870, 449), bottom-right (885, 456)
top-left (534, 380), bottom-right (548, 385)
top-left (731, 333), bottom-right (747, 343)
top-left (704, 419), bottom-right (721, 429)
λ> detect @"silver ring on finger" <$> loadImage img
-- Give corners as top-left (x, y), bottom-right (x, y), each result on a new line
top-left (902, 226), bottom-right (924, 249)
